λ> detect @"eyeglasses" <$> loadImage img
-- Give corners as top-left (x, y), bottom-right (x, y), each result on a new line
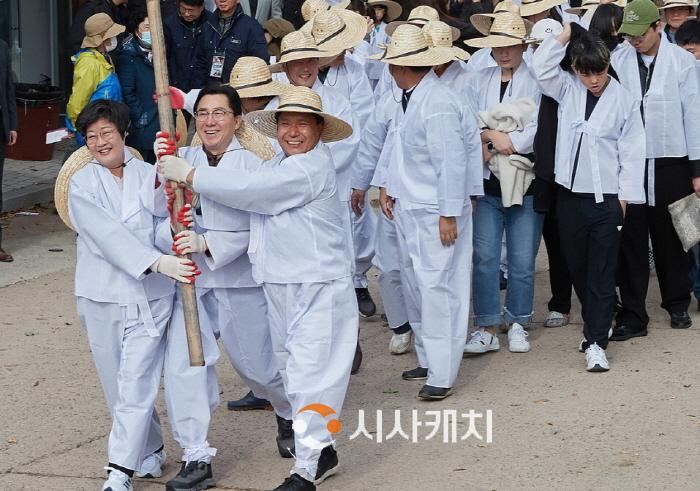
top-left (623, 28), bottom-right (652, 42)
top-left (194, 109), bottom-right (235, 121)
top-left (85, 129), bottom-right (118, 146)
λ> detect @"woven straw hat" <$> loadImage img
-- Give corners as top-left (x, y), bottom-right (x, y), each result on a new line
top-left (471, 1), bottom-right (531, 36)
top-left (54, 146), bottom-right (143, 230)
top-left (422, 21), bottom-right (471, 61)
top-left (81, 13), bottom-right (125, 49)
top-left (659, 0), bottom-right (697, 10)
top-left (301, 0), bottom-right (351, 22)
top-left (191, 121), bottom-right (277, 160)
top-left (465, 10), bottom-right (536, 48)
top-left (229, 57), bottom-right (286, 99)
top-left (245, 86), bottom-right (353, 142)
top-left (300, 9), bottom-right (368, 57)
top-left (368, 24), bottom-right (456, 66)
top-left (520, 0), bottom-right (566, 17)
top-left (269, 31), bottom-right (333, 73)
top-left (263, 18), bottom-right (296, 39)
top-left (566, 0), bottom-right (627, 15)
top-left (386, 5), bottom-right (461, 39)
top-left (367, 0), bottom-right (403, 22)
top-left (176, 110), bottom-right (188, 147)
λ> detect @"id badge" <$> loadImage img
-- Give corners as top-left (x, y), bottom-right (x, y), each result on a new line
top-left (210, 52), bottom-right (225, 78)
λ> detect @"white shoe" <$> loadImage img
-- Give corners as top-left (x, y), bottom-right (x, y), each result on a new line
top-left (585, 343), bottom-right (610, 372)
top-left (543, 311), bottom-right (570, 328)
top-left (464, 330), bottom-right (500, 354)
top-left (578, 327), bottom-right (613, 352)
top-left (389, 331), bottom-right (413, 355)
top-left (507, 323), bottom-right (530, 353)
top-left (102, 468), bottom-right (132, 491)
top-left (135, 449), bottom-right (166, 478)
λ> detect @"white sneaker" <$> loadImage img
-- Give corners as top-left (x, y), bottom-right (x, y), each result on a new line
top-left (584, 343), bottom-right (610, 372)
top-left (543, 311), bottom-right (570, 328)
top-left (507, 323), bottom-right (530, 353)
top-left (102, 468), bottom-right (132, 491)
top-left (578, 327), bottom-right (614, 352)
top-left (464, 330), bottom-right (500, 354)
top-left (389, 331), bottom-right (413, 355)
top-left (135, 449), bottom-right (166, 478)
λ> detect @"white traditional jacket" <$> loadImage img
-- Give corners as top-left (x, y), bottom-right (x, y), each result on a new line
top-left (321, 55), bottom-right (375, 127)
top-left (532, 37), bottom-right (646, 204)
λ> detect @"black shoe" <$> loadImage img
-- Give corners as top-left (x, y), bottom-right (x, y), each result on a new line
top-left (272, 473), bottom-right (316, 490)
top-left (402, 366), bottom-right (428, 380)
top-left (499, 270), bottom-right (507, 291)
top-left (351, 341), bottom-right (362, 375)
top-left (165, 461), bottom-right (215, 491)
top-left (356, 288), bottom-right (376, 317)
top-left (227, 390), bottom-right (273, 411)
top-left (697, 299), bottom-right (700, 312)
top-left (276, 414), bottom-right (295, 458)
top-left (313, 445), bottom-right (339, 485)
top-left (609, 325), bottom-right (648, 341)
top-left (418, 384), bottom-right (454, 400)
top-left (671, 311), bottom-right (692, 329)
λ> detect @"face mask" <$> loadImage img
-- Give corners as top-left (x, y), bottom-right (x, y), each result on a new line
top-left (140, 31), bottom-right (152, 47)
top-left (105, 37), bottom-right (118, 52)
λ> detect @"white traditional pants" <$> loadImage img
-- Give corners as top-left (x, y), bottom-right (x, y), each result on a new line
top-left (394, 201), bottom-right (472, 389)
top-left (263, 278), bottom-right (358, 481)
top-left (78, 295), bottom-right (173, 471)
top-left (372, 211), bottom-right (409, 329)
top-left (350, 195), bottom-right (378, 288)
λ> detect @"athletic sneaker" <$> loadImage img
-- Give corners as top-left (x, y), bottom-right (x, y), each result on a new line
top-left (165, 461), bottom-right (215, 491)
top-left (543, 311), bottom-right (570, 328)
top-left (313, 445), bottom-right (339, 485)
top-left (135, 449), bottom-right (166, 478)
top-left (389, 331), bottom-right (412, 354)
top-left (585, 343), bottom-right (609, 372)
top-left (463, 329), bottom-right (500, 354)
top-left (507, 323), bottom-right (530, 353)
top-left (102, 468), bottom-right (132, 491)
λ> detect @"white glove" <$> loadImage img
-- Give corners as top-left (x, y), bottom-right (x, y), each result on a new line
top-left (178, 203), bottom-right (195, 229)
top-left (150, 255), bottom-right (199, 283)
top-left (174, 230), bottom-right (207, 255)
top-left (153, 132), bottom-right (177, 163)
top-left (158, 155), bottom-right (194, 183)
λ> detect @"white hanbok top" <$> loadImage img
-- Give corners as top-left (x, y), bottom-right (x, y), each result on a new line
top-left (321, 55), bottom-right (375, 127)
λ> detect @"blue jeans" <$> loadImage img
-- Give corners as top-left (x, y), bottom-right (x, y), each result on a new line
top-left (472, 194), bottom-right (544, 327)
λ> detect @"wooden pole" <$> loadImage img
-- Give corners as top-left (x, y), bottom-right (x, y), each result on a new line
top-left (146, 0), bottom-right (205, 367)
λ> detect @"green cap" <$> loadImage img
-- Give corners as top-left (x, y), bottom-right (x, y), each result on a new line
top-left (618, 0), bottom-right (661, 37)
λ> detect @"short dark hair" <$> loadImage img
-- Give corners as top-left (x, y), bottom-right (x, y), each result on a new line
top-left (675, 19), bottom-right (700, 46)
top-left (76, 99), bottom-right (131, 137)
top-left (407, 65), bottom-right (432, 74)
top-left (180, 0), bottom-right (205, 6)
top-left (194, 84), bottom-right (242, 116)
top-left (569, 31), bottom-right (610, 74)
top-left (125, 3), bottom-right (148, 34)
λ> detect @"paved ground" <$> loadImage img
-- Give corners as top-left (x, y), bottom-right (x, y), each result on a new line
top-left (1, 210), bottom-right (699, 491)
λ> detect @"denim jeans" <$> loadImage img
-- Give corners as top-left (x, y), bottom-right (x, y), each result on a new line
top-left (473, 194), bottom-right (544, 327)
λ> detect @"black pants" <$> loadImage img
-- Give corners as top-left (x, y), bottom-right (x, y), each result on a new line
top-left (542, 184), bottom-right (572, 314)
top-left (0, 123), bottom-right (5, 248)
top-left (557, 188), bottom-right (623, 350)
top-left (616, 159), bottom-right (693, 329)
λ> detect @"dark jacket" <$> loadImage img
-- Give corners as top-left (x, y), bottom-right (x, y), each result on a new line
top-left (69, 0), bottom-right (127, 53)
top-left (0, 40), bottom-right (17, 141)
top-left (194, 5), bottom-right (269, 86)
top-left (282, 0), bottom-right (305, 29)
top-left (164, 9), bottom-right (215, 92)
top-left (116, 37), bottom-right (158, 155)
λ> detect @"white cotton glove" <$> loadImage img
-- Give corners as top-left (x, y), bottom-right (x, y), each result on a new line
top-left (157, 155), bottom-right (194, 184)
top-left (153, 131), bottom-right (177, 162)
top-left (173, 230), bottom-right (207, 255)
top-left (150, 255), bottom-right (200, 283)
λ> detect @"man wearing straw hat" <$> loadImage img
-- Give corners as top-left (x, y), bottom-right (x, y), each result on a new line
top-left (60, 100), bottom-right (199, 491)
top-left (658, 0), bottom-right (698, 43)
top-left (366, 24), bottom-right (474, 400)
top-left (158, 85), bottom-right (357, 491)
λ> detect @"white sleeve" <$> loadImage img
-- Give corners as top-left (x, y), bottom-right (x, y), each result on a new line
top-left (530, 36), bottom-right (571, 103)
top-left (352, 105), bottom-right (390, 190)
top-left (617, 100), bottom-right (647, 204)
top-left (679, 58), bottom-right (700, 161)
top-left (202, 229), bottom-right (251, 270)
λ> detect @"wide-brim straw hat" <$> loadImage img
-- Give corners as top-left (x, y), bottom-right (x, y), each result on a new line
top-left (465, 11), bottom-right (536, 48)
top-left (368, 24), bottom-right (456, 66)
top-left (55, 146), bottom-right (143, 231)
top-left (176, 110), bottom-right (188, 147)
top-left (386, 5), bottom-right (460, 39)
top-left (269, 31), bottom-right (334, 73)
top-left (422, 21), bottom-right (471, 61)
top-left (471, 1), bottom-right (533, 36)
top-left (263, 18), bottom-right (296, 39)
top-left (659, 0), bottom-right (698, 15)
top-left (229, 56), bottom-right (287, 99)
top-left (81, 12), bottom-right (125, 49)
top-left (246, 86), bottom-right (353, 142)
top-left (191, 121), bottom-right (276, 161)
top-left (520, 0), bottom-right (566, 17)
top-left (367, 0), bottom-right (403, 22)
top-left (301, 0), bottom-right (351, 22)
top-left (565, 0), bottom-right (627, 15)
top-left (300, 9), bottom-right (368, 57)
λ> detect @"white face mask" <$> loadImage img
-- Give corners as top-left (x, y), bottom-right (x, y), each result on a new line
top-left (105, 37), bottom-right (118, 52)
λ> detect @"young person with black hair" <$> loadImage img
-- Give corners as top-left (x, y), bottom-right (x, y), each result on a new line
top-left (532, 23), bottom-right (646, 371)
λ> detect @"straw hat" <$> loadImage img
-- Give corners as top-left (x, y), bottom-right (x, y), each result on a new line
top-left (301, 0), bottom-right (351, 22)
top-left (300, 9), bottom-right (368, 57)
top-left (229, 56), bottom-right (286, 99)
top-left (191, 121), bottom-right (276, 160)
top-left (368, 24), bottom-right (456, 66)
top-left (81, 13), bottom-right (125, 49)
top-left (176, 110), bottom-right (188, 148)
top-left (54, 146), bottom-right (143, 231)
top-left (245, 86), bottom-right (353, 142)
top-left (386, 5), bottom-right (461, 39)
top-left (659, 0), bottom-right (698, 11)
top-left (422, 21), bottom-right (471, 61)
top-left (520, 0), bottom-right (566, 17)
top-left (471, 1), bottom-right (530, 36)
top-left (263, 18), bottom-right (296, 39)
top-left (367, 0), bottom-right (403, 22)
top-left (268, 31), bottom-right (333, 73)
top-left (465, 10), bottom-right (536, 48)
top-left (565, 0), bottom-right (627, 15)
